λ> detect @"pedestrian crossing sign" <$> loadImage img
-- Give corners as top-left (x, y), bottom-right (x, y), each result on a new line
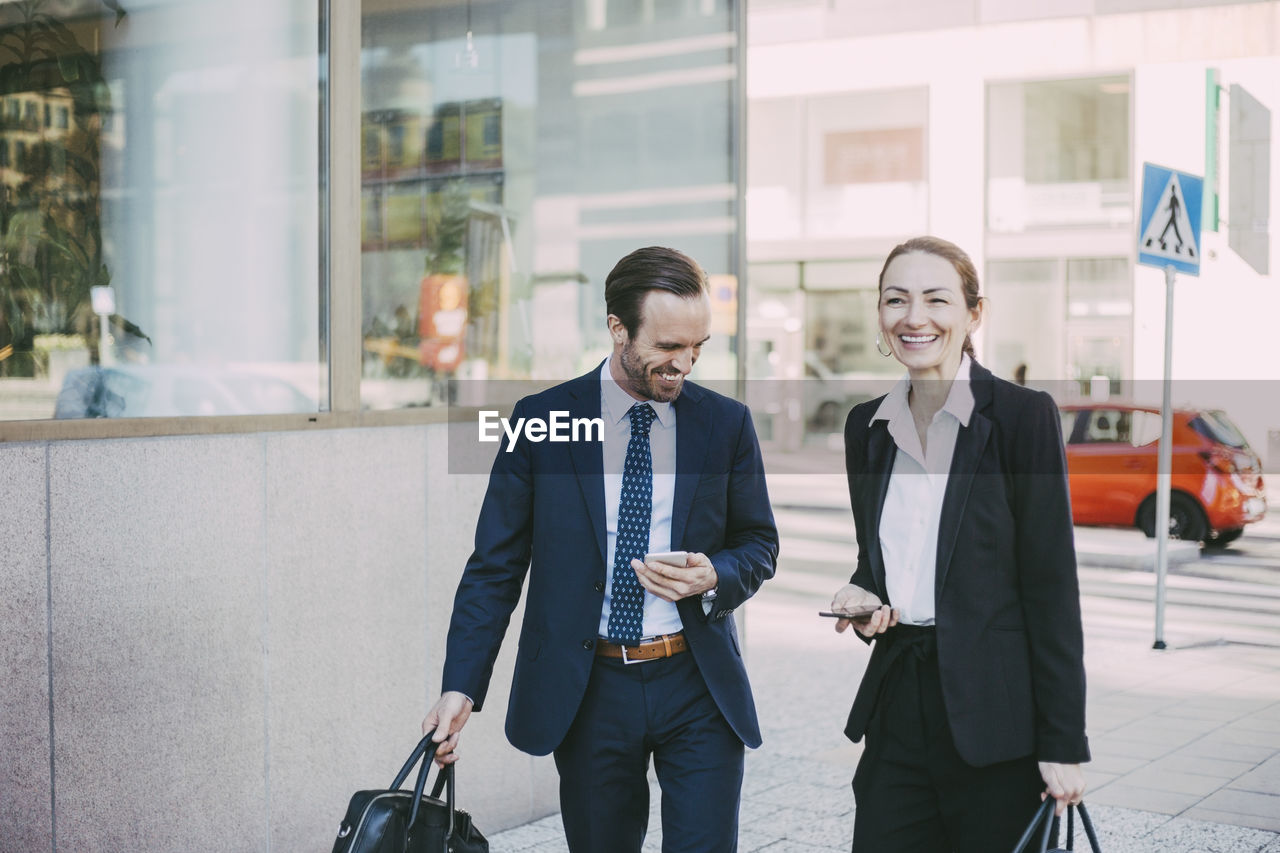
top-left (1138, 162), bottom-right (1203, 276)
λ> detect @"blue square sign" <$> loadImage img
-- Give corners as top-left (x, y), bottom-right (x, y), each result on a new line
top-left (1138, 163), bottom-right (1203, 276)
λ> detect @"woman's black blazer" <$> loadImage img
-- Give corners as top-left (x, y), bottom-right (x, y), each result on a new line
top-left (842, 360), bottom-right (1090, 767)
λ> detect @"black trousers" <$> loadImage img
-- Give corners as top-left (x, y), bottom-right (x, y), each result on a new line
top-left (852, 626), bottom-right (1043, 853)
top-left (554, 650), bottom-right (744, 853)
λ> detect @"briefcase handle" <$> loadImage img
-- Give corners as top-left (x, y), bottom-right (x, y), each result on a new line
top-left (1011, 798), bottom-right (1102, 853)
top-left (389, 731), bottom-right (457, 842)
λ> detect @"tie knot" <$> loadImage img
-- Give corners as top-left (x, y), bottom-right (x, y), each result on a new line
top-left (629, 403), bottom-right (657, 436)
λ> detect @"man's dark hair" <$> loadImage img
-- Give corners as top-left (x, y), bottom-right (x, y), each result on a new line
top-left (605, 246), bottom-right (708, 338)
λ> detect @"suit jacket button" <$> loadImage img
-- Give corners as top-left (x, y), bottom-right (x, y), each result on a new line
top-left (582, 639), bottom-right (594, 650)
top-left (593, 581), bottom-right (604, 592)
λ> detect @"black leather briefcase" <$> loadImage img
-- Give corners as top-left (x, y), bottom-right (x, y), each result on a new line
top-left (332, 733), bottom-right (488, 853)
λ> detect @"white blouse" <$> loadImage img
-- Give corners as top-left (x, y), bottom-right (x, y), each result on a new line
top-left (872, 355), bottom-right (975, 626)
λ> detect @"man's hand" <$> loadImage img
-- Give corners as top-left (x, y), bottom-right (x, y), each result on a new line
top-left (633, 552), bottom-right (717, 603)
top-left (829, 583), bottom-right (897, 637)
top-left (422, 691), bottom-right (473, 766)
top-left (1038, 762), bottom-right (1086, 816)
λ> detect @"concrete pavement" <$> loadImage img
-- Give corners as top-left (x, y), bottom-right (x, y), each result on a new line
top-left (487, 471), bottom-right (1280, 852)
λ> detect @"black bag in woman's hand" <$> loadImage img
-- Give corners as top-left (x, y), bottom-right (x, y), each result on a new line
top-left (1011, 798), bottom-right (1102, 853)
top-left (332, 732), bottom-right (488, 853)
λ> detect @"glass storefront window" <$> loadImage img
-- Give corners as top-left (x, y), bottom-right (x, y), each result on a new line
top-left (748, 87), bottom-right (927, 244)
top-left (987, 76), bottom-right (1131, 232)
top-left (0, 1), bottom-right (743, 427)
top-left (0, 0), bottom-right (325, 420)
top-left (744, 258), bottom-right (897, 449)
top-left (359, 0), bottom-right (741, 410)
top-left (985, 259), bottom-right (1061, 383)
top-left (985, 256), bottom-right (1131, 395)
top-left (1066, 257), bottom-right (1130, 318)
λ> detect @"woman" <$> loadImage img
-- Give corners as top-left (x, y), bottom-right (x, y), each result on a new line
top-left (830, 236), bottom-right (1088, 852)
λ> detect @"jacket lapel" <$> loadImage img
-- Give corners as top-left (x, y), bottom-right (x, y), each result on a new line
top-left (671, 382), bottom-right (709, 550)
top-left (566, 367), bottom-right (607, 564)
top-left (934, 367), bottom-right (994, 598)
top-left (865, 418), bottom-right (895, 595)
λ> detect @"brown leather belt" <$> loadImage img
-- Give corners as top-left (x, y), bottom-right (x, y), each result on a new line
top-left (595, 632), bottom-right (688, 664)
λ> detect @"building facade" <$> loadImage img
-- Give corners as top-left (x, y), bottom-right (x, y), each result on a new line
top-left (0, 0), bottom-right (743, 850)
top-left (747, 0), bottom-right (1280, 464)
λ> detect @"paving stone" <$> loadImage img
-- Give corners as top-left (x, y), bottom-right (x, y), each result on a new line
top-left (1159, 702), bottom-right (1261, 723)
top-left (1238, 714), bottom-right (1280, 734)
top-left (1182, 807), bottom-right (1280, 834)
top-left (1229, 754), bottom-right (1280, 796)
top-left (1086, 783), bottom-right (1203, 814)
top-left (1088, 752), bottom-right (1151, 776)
top-left (1170, 738), bottom-right (1278, 765)
top-left (1092, 735), bottom-right (1178, 760)
top-left (1216, 725), bottom-right (1280, 748)
top-left (1143, 753), bottom-right (1259, 780)
top-left (1114, 766), bottom-right (1229, 796)
top-left (1196, 789), bottom-right (1280, 821)
top-left (1103, 719), bottom-right (1209, 748)
top-left (1085, 771), bottom-right (1122, 791)
top-left (1248, 702), bottom-right (1280, 722)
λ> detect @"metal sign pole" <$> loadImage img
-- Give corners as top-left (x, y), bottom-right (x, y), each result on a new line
top-left (1153, 264), bottom-right (1176, 650)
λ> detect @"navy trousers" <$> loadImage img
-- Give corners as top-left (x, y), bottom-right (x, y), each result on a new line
top-left (553, 649), bottom-right (744, 853)
top-left (851, 627), bottom-right (1043, 853)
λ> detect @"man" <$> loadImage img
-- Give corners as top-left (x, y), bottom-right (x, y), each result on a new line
top-left (423, 246), bottom-right (779, 852)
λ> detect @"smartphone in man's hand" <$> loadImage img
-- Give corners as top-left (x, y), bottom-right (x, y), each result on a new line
top-left (818, 606), bottom-right (880, 622)
top-left (644, 551), bottom-right (689, 567)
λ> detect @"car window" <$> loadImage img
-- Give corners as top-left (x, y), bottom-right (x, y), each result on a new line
top-left (1189, 410), bottom-right (1249, 449)
top-left (1060, 410), bottom-right (1078, 443)
top-left (1082, 409), bottom-right (1130, 444)
top-left (1129, 410), bottom-right (1162, 447)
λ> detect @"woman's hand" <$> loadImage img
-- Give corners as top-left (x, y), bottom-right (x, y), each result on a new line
top-left (829, 584), bottom-right (898, 637)
top-left (1038, 762), bottom-right (1086, 816)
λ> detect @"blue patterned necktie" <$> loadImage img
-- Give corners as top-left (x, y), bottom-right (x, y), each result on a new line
top-left (607, 403), bottom-right (657, 645)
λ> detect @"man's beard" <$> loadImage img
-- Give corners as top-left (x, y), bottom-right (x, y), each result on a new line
top-left (619, 341), bottom-right (683, 403)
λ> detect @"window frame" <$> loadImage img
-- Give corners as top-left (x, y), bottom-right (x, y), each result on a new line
top-left (0, 0), bottom-right (748, 441)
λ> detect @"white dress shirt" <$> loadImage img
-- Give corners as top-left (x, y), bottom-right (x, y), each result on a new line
top-left (598, 358), bottom-right (683, 639)
top-left (873, 354), bottom-right (975, 626)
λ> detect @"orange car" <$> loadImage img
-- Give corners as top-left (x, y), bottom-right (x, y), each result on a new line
top-left (1060, 404), bottom-right (1268, 547)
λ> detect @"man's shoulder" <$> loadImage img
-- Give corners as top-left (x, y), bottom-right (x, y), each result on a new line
top-left (512, 368), bottom-right (599, 413)
top-left (682, 379), bottom-right (748, 414)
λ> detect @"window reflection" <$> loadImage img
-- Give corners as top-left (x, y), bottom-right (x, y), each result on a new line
top-left (987, 76), bottom-right (1132, 232)
top-left (744, 260), bottom-right (897, 452)
top-left (359, 0), bottom-right (740, 410)
top-left (985, 257), bottom-right (1132, 397)
top-left (0, 0), bottom-right (325, 420)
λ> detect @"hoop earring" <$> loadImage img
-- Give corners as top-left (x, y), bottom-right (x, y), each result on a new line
top-left (875, 332), bottom-right (893, 358)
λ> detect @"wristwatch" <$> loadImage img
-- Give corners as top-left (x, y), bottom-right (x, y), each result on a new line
top-left (701, 586), bottom-right (718, 602)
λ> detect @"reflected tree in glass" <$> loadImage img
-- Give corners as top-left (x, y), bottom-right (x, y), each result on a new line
top-left (0, 0), bottom-right (127, 382)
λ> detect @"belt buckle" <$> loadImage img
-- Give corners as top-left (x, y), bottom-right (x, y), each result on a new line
top-left (620, 642), bottom-right (645, 665)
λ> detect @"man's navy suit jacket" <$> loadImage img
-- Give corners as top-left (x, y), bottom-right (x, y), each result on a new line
top-left (442, 364), bottom-right (780, 756)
